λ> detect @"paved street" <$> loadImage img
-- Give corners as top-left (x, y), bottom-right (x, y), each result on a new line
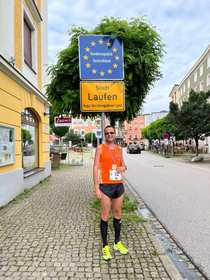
top-left (123, 150), bottom-right (210, 279)
top-left (0, 154), bottom-right (182, 280)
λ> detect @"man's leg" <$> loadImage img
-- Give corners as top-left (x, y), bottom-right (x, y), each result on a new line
top-left (100, 193), bottom-right (112, 260)
top-left (112, 194), bottom-right (124, 243)
top-left (112, 194), bottom-right (128, 254)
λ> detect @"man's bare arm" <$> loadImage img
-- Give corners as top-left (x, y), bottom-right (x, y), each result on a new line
top-left (93, 145), bottom-right (102, 199)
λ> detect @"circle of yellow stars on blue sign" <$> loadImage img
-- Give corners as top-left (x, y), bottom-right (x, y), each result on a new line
top-left (79, 35), bottom-right (123, 80)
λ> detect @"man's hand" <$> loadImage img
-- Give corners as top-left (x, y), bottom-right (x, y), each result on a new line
top-left (95, 187), bottom-right (102, 199)
top-left (116, 166), bottom-right (126, 173)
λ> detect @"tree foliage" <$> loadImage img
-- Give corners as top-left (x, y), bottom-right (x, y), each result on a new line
top-left (141, 115), bottom-right (183, 143)
top-left (52, 125), bottom-right (69, 139)
top-left (85, 132), bottom-right (97, 142)
top-left (169, 89), bottom-right (210, 155)
top-left (21, 129), bottom-right (32, 146)
top-left (46, 15), bottom-right (166, 125)
top-left (63, 129), bottom-right (81, 143)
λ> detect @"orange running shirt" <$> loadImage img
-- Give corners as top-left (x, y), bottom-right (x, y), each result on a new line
top-left (99, 144), bottom-right (123, 184)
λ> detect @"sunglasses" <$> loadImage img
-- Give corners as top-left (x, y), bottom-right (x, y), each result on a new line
top-left (105, 132), bottom-right (115, 135)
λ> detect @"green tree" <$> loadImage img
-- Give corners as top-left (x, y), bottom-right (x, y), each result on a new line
top-left (147, 121), bottom-right (159, 142)
top-left (85, 132), bottom-right (97, 142)
top-left (63, 129), bottom-right (81, 144)
top-left (46, 15), bottom-right (165, 125)
top-left (21, 129), bottom-right (32, 146)
top-left (52, 125), bottom-right (69, 149)
top-left (141, 126), bottom-right (150, 146)
top-left (170, 89), bottom-right (210, 156)
top-left (155, 116), bottom-right (184, 140)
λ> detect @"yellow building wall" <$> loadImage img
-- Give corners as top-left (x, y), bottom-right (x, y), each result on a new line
top-left (37, 22), bottom-right (42, 91)
top-left (0, 71), bottom-right (49, 174)
top-left (37, 0), bottom-right (42, 90)
top-left (14, 0), bottom-right (22, 71)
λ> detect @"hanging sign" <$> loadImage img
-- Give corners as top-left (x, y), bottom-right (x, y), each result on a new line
top-left (54, 117), bottom-right (72, 127)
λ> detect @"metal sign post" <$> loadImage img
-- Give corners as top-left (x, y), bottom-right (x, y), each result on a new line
top-left (163, 133), bottom-right (170, 158)
top-left (101, 112), bottom-right (106, 144)
top-left (91, 130), bottom-right (93, 158)
top-left (170, 133), bottom-right (175, 157)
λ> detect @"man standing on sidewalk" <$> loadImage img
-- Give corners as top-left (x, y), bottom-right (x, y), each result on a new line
top-left (93, 125), bottom-right (128, 261)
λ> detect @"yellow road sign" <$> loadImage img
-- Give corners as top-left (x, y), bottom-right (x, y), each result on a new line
top-left (80, 81), bottom-right (125, 112)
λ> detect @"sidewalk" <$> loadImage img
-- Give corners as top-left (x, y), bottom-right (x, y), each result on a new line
top-left (0, 155), bottom-right (183, 280)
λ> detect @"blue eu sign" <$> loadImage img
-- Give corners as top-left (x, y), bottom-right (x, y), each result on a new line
top-left (79, 35), bottom-right (124, 80)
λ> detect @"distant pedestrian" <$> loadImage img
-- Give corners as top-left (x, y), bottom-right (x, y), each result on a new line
top-left (93, 125), bottom-right (128, 261)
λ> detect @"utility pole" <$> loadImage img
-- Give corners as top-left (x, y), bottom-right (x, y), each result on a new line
top-left (101, 112), bottom-right (106, 144)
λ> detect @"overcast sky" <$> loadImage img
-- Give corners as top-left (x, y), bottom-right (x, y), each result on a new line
top-left (48, 0), bottom-right (210, 114)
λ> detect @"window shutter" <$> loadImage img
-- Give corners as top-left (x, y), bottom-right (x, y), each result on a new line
top-left (24, 19), bottom-right (32, 67)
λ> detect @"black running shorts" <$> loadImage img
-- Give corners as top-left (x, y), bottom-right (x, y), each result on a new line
top-left (99, 183), bottom-right (124, 199)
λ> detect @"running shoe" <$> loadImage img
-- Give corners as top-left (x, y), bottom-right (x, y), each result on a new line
top-left (114, 241), bottom-right (128, 254)
top-left (102, 245), bottom-right (112, 261)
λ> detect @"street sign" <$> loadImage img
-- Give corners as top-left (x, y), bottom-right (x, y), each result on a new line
top-left (78, 35), bottom-right (123, 80)
top-left (96, 130), bottom-right (102, 138)
top-left (80, 81), bottom-right (125, 112)
top-left (95, 119), bottom-right (101, 126)
top-left (164, 139), bottom-right (169, 145)
top-left (54, 117), bottom-right (71, 127)
top-left (163, 133), bottom-right (169, 139)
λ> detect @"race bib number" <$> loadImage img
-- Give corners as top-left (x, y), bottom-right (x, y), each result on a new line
top-left (109, 170), bottom-right (122, 181)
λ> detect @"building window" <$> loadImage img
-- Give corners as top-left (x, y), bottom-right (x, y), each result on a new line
top-left (194, 86), bottom-right (197, 92)
top-left (135, 135), bottom-right (138, 139)
top-left (24, 19), bottom-right (32, 67)
top-left (207, 56), bottom-right (210, 69)
top-left (129, 126), bottom-right (132, 130)
top-left (79, 119), bottom-right (83, 126)
top-left (140, 120), bottom-right (143, 123)
top-left (73, 119), bottom-right (77, 126)
top-left (134, 120), bottom-right (137, 123)
top-left (200, 64), bottom-right (203, 76)
top-left (183, 84), bottom-right (186, 92)
top-left (81, 130), bottom-right (85, 136)
top-left (84, 119), bottom-right (89, 126)
top-left (194, 71), bottom-right (197, 83)
top-left (140, 125), bottom-right (143, 129)
top-left (21, 108), bottom-right (38, 172)
top-left (134, 126), bottom-right (137, 130)
top-left (200, 81), bottom-right (203, 91)
top-left (207, 74), bottom-right (210, 87)
top-left (129, 135), bottom-right (132, 139)
top-left (188, 80), bottom-right (190, 89)
top-left (74, 130), bottom-right (78, 135)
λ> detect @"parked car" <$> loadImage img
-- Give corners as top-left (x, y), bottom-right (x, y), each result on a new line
top-left (136, 143), bottom-right (145, 150)
top-left (127, 144), bottom-right (141, 154)
top-left (22, 145), bottom-right (34, 155)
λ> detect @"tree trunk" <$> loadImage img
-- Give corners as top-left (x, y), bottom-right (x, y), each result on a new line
top-left (60, 137), bottom-right (62, 152)
top-left (110, 116), bottom-right (115, 127)
top-left (195, 138), bottom-right (199, 156)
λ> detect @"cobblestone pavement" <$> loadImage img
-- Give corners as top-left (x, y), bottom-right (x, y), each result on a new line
top-left (0, 155), bottom-right (182, 280)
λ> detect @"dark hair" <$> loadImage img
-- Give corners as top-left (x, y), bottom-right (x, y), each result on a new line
top-left (104, 125), bottom-right (115, 133)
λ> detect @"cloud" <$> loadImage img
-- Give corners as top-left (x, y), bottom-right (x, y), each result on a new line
top-left (47, 0), bottom-right (210, 114)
